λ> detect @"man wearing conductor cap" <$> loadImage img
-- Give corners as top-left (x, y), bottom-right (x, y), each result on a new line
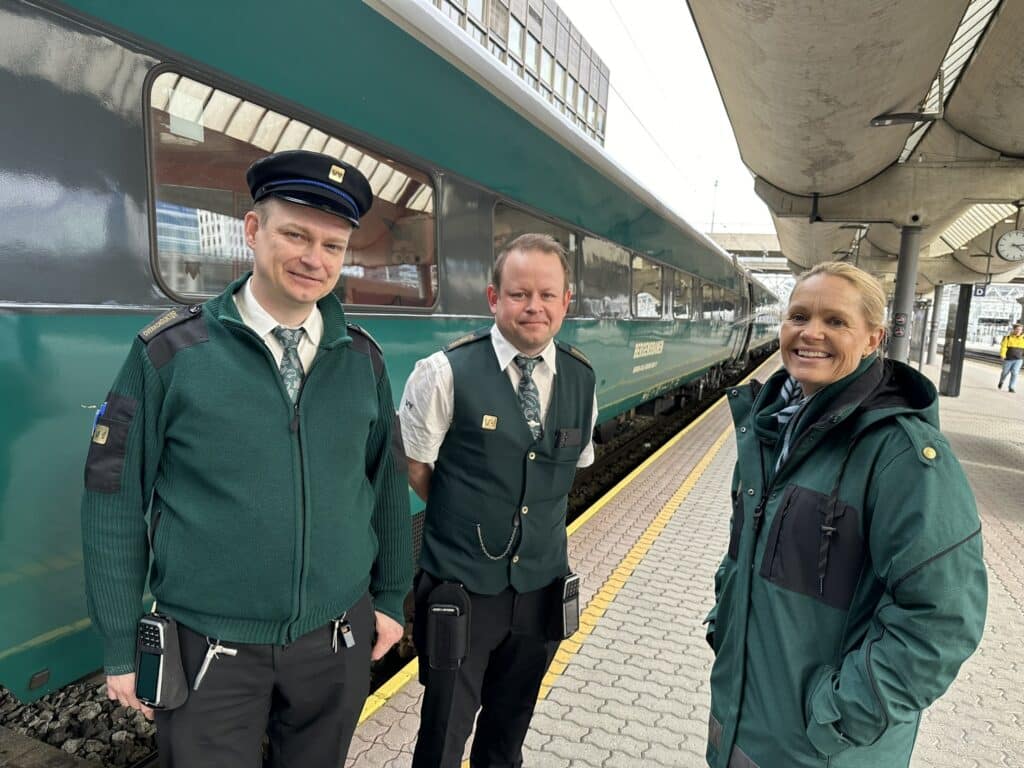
top-left (81, 150), bottom-right (412, 767)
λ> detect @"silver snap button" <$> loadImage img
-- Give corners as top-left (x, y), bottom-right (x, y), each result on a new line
top-left (521, 506), bottom-right (529, 514)
top-left (512, 555), bottom-right (520, 564)
top-left (528, 452), bottom-right (536, 460)
top-left (740, 426), bottom-right (747, 433)
top-left (747, 489), bottom-right (755, 496)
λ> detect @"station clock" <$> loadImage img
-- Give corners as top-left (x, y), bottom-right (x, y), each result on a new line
top-left (995, 229), bottom-right (1024, 262)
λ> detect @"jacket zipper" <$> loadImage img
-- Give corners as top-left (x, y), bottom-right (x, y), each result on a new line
top-left (223, 317), bottom-right (319, 643)
top-left (765, 493), bottom-right (795, 576)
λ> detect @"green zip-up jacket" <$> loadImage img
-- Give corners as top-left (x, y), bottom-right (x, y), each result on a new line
top-left (706, 357), bottom-right (987, 768)
top-left (81, 275), bottom-right (412, 673)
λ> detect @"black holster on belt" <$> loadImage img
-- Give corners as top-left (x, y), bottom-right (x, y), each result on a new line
top-left (424, 581), bottom-right (471, 672)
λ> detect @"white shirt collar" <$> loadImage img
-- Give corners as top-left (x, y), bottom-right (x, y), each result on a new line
top-left (490, 323), bottom-right (557, 374)
top-left (234, 277), bottom-right (323, 344)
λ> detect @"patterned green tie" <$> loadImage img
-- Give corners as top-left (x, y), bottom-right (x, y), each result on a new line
top-left (272, 326), bottom-right (305, 403)
top-left (513, 354), bottom-right (544, 441)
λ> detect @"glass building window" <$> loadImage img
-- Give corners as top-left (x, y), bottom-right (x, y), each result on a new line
top-left (554, 64), bottom-right (566, 99)
top-left (581, 237), bottom-right (630, 318)
top-left (493, 203), bottom-right (579, 314)
top-left (443, 0), bottom-right (464, 24)
top-left (467, 0), bottom-right (485, 20)
top-left (508, 18), bottom-right (525, 59)
top-left (525, 34), bottom-right (540, 72)
top-left (541, 49), bottom-right (555, 87)
top-left (149, 72), bottom-right (437, 308)
top-left (469, 20), bottom-right (488, 45)
top-left (490, 40), bottom-right (507, 61)
top-left (631, 256), bottom-right (662, 318)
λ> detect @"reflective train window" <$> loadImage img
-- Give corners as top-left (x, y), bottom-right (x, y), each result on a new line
top-left (493, 203), bottom-right (579, 313)
top-left (673, 271), bottom-right (694, 319)
top-left (580, 237), bottom-right (630, 318)
top-left (148, 72), bottom-right (438, 308)
top-left (631, 255), bottom-right (662, 318)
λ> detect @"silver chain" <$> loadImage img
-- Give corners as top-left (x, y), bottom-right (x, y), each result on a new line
top-left (476, 521), bottom-right (520, 561)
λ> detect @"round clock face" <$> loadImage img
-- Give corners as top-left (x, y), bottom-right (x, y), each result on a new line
top-left (996, 229), bottom-right (1024, 262)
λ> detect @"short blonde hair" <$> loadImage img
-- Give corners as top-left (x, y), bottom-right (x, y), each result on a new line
top-left (791, 261), bottom-right (887, 331)
top-left (493, 233), bottom-right (570, 292)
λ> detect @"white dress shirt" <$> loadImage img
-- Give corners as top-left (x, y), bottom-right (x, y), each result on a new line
top-left (233, 277), bottom-right (323, 373)
top-left (400, 324), bottom-right (598, 467)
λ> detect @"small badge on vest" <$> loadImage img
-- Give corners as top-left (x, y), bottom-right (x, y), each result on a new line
top-left (481, 415), bottom-right (498, 430)
top-left (92, 424), bottom-right (110, 445)
top-left (556, 428), bottom-right (581, 447)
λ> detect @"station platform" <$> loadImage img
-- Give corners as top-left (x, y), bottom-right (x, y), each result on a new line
top-left (347, 355), bottom-right (1023, 768)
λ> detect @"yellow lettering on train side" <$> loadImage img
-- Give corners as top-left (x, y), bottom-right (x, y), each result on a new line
top-left (632, 340), bottom-right (665, 359)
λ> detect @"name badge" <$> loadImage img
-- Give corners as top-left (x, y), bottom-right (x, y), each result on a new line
top-left (481, 415), bottom-right (498, 430)
top-left (92, 424), bottom-right (110, 445)
top-left (556, 428), bottom-right (581, 447)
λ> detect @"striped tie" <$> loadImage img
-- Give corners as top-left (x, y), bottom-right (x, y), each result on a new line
top-left (272, 326), bottom-right (305, 403)
top-left (513, 355), bottom-right (544, 441)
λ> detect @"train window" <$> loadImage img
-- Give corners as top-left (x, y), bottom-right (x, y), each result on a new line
top-left (493, 203), bottom-right (579, 314)
top-left (631, 256), bottom-right (662, 318)
top-left (581, 237), bottom-right (630, 318)
top-left (701, 283), bottom-right (717, 321)
top-left (148, 72), bottom-right (437, 309)
top-left (720, 288), bottom-right (738, 323)
top-left (673, 272), bottom-right (693, 319)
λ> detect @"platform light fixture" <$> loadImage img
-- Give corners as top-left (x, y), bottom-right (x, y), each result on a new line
top-left (872, 70), bottom-right (944, 127)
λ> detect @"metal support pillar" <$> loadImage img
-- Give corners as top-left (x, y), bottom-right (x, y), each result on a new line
top-left (926, 285), bottom-right (942, 364)
top-left (889, 226), bottom-right (922, 363)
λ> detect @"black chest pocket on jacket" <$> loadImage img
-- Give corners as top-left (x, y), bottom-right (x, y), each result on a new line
top-left (759, 484), bottom-right (865, 610)
top-left (727, 490), bottom-right (744, 561)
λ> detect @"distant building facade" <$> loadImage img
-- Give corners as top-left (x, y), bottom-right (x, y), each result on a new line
top-left (429, 0), bottom-right (609, 144)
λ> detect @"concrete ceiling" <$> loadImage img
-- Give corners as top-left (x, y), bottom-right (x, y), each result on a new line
top-left (688, 0), bottom-right (1024, 293)
top-left (945, 0), bottom-right (1024, 156)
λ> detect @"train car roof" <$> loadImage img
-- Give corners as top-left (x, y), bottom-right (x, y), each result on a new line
top-left (368, 0), bottom-right (742, 278)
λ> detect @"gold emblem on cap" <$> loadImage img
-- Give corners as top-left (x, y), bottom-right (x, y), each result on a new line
top-left (92, 424), bottom-right (110, 445)
top-left (922, 446), bottom-right (937, 460)
top-left (328, 164), bottom-right (346, 184)
top-left (482, 415), bottom-right (498, 430)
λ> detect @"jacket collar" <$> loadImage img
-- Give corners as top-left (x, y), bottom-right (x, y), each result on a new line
top-left (205, 272), bottom-right (352, 350)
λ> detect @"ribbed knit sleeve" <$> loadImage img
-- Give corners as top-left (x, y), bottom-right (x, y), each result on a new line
top-left (80, 339), bottom-right (164, 673)
top-left (365, 364), bottom-right (413, 624)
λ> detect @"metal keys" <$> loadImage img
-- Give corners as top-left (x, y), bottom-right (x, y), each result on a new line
top-left (332, 614), bottom-right (355, 653)
top-left (193, 638), bottom-right (238, 691)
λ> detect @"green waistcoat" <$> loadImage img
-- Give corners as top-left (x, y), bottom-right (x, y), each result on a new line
top-left (420, 330), bottom-right (595, 594)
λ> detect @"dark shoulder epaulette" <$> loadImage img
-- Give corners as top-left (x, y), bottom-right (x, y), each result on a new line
top-left (346, 323), bottom-right (383, 355)
top-left (347, 323), bottom-right (385, 377)
top-left (138, 304), bottom-right (203, 343)
top-left (556, 340), bottom-right (593, 369)
top-left (444, 327), bottom-right (491, 352)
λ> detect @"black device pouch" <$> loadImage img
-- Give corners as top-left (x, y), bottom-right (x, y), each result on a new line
top-left (547, 573), bottom-right (581, 641)
top-left (134, 612), bottom-right (189, 710)
top-left (425, 581), bottom-right (471, 671)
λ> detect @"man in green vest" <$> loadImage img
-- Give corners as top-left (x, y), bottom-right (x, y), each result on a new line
top-left (401, 233), bottom-right (598, 768)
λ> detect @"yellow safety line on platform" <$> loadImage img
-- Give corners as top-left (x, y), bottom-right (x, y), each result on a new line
top-left (536, 424), bottom-right (733, 701)
top-left (358, 400), bottom-right (730, 725)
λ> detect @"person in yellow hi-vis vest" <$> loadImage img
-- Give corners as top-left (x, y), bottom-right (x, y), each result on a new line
top-left (998, 322), bottom-right (1024, 392)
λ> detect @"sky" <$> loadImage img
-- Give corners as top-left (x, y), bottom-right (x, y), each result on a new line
top-left (555, 0), bottom-right (775, 236)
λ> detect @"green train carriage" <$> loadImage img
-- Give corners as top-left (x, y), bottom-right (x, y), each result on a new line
top-left (0, 0), bottom-right (779, 702)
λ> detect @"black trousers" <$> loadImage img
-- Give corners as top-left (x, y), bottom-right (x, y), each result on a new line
top-left (411, 572), bottom-right (560, 768)
top-left (154, 593), bottom-right (373, 768)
